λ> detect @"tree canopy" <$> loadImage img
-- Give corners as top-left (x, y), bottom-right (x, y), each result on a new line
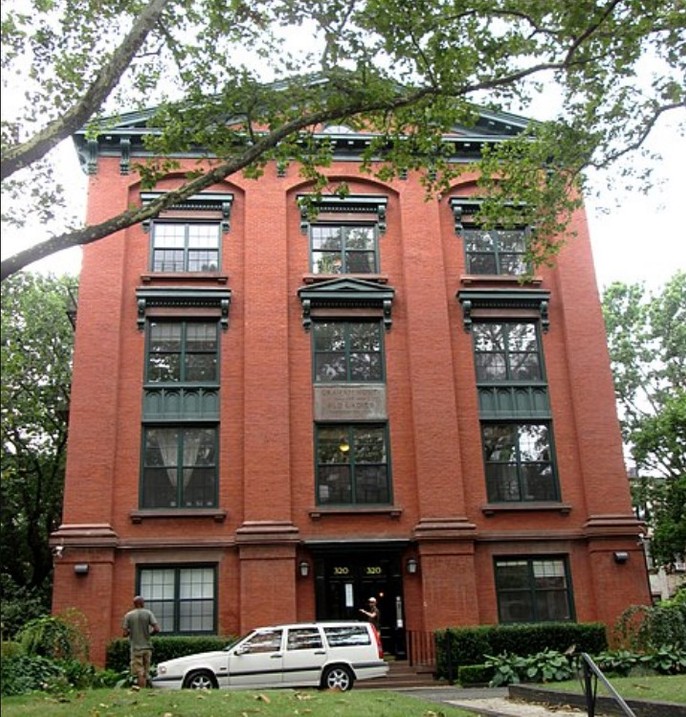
top-left (602, 271), bottom-right (686, 568)
top-left (2, 0), bottom-right (685, 280)
top-left (0, 272), bottom-right (76, 635)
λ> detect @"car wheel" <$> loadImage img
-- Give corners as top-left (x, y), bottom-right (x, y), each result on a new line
top-left (322, 665), bottom-right (354, 691)
top-left (183, 670), bottom-right (217, 690)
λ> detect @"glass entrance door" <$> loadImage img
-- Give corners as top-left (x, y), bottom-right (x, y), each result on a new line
top-left (314, 552), bottom-right (406, 657)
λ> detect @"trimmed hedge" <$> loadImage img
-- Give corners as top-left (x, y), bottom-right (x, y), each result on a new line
top-left (435, 622), bottom-right (607, 681)
top-left (106, 635), bottom-right (237, 672)
top-left (457, 663), bottom-right (495, 686)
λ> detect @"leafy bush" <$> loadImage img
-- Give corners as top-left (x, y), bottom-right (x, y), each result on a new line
top-left (484, 653), bottom-right (526, 687)
top-left (91, 668), bottom-right (123, 688)
top-left (614, 601), bottom-right (686, 652)
top-left (18, 610), bottom-right (89, 661)
top-left (0, 654), bottom-right (65, 696)
top-left (593, 649), bottom-right (641, 676)
top-left (641, 645), bottom-right (686, 675)
top-left (484, 649), bottom-right (576, 687)
top-left (1, 641), bottom-right (22, 658)
top-left (0, 578), bottom-right (51, 639)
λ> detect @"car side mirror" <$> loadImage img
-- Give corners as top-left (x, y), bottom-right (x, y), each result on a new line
top-left (234, 645), bottom-right (248, 656)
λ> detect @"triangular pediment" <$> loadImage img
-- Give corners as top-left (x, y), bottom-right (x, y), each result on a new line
top-left (298, 276), bottom-right (395, 299)
top-left (298, 277), bottom-right (395, 331)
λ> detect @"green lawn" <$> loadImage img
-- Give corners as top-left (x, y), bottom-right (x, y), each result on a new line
top-left (1, 687), bottom-right (475, 717)
top-left (549, 674), bottom-right (686, 704)
top-left (3, 676), bottom-right (684, 716)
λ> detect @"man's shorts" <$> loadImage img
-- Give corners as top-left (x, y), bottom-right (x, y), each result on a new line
top-left (131, 649), bottom-right (152, 675)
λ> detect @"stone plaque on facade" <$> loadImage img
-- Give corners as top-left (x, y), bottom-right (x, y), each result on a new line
top-left (313, 384), bottom-right (387, 421)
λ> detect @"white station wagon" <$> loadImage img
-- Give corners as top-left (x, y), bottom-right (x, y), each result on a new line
top-left (151, 621), bottom-right (388, 692)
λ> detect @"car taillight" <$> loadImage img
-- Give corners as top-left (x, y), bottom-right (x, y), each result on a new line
top-left (373, 626), bottom-right (383, 659)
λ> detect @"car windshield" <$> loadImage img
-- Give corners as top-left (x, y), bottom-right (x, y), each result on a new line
top-left (222, 634), bottom-right (248, 652)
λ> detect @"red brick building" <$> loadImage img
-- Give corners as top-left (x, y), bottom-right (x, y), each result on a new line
top-left (51, 107), bottom-right (651, 667)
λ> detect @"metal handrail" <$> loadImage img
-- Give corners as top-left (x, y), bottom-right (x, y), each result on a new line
top-left (579, 652), bottom-right (637, 717)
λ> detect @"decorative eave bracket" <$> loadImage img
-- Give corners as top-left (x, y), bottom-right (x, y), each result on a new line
top-left (297, 194), bottom-right (388, 234)
top-left (449, 196), bottom-right (529, 234)
top-left (457, 289), bottom-right (551, 332)
top-left (136, 287), bottom-right (232, 330)
top-left (140, 192), bottom-right (234, 233)
top-left (297, 277), bottom-right (395, 331)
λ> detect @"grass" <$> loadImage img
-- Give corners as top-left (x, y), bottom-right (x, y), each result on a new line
top-left (3, 676), bottom-right (684, 715)
top-left (544, 674), bottom-right (686, 704)
top-left (1, 687), bottom-right (476, 717)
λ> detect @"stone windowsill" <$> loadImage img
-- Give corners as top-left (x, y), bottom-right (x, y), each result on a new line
top-left (460, 274), bottom-right (542, 286)
top-left (130, 508), bottom-right (227, 523)
top-left (482, 502), bottom-right (571, 516)
top-left (140, 272), bottom-right (229, 284)
top-left (309, 506), bottom-right (402, 520)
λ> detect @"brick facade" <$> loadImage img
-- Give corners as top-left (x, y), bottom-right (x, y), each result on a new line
top-left (51, 120), bottom-right (650, 667)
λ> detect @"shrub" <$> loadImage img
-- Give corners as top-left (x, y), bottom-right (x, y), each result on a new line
top-left (614, 601), bottom-right (686, 652)
top-left (1, 640), bottom-right (22, 658)
top-left (484, 649), bottom-right (576, 687)
top-left (593, 649), bottom-right (641, 676)
top-left (0, 654), bottom-right (65, 696)
top-left (435, 622), bottom-right (607, 680)
top-left (0, 578), bottom-right (51, 639)
top-left (641, 645), bottom-right (686, 675)
top-left (18, 610), bottom-right (89, 661)
top-left (484, 652), bottom-right (527, 687)
top-left (457, 663), bottom-right (495, 686)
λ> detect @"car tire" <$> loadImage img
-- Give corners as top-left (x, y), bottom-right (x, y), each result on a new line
top-left (321, 664), bottom-right (354, 691)
top-left (183, 670), bottom-right (217, 690)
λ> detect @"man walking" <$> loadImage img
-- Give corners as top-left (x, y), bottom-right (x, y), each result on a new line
top-left (122, 595), bottom-right (160, 688)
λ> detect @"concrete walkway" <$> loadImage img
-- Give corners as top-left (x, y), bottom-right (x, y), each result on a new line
top-left (398, 686), bottom-right (588, 716)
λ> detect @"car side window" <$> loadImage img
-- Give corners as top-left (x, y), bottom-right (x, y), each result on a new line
top-left (323, 625), bottom-right (371, 647)
top-left (241, 628), bottom-right (283, 653)
top-left (286, 628), bottom-right (323, 651)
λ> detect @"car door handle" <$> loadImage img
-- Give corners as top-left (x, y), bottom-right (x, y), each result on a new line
top-left (270, 653), bottom-right (282, 658)
top-left (314, 651), bottom-right (326, 655)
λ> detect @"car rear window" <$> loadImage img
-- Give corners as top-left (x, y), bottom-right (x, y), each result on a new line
top-left (323, 625), bottom-right (371, 647)
top-left (287, 627), bottom-right (323, 651)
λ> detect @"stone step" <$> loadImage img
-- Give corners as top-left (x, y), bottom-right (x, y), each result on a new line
top-left (356, 660), bottom-right (437, 689)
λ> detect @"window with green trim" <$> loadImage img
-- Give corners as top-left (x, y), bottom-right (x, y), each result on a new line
top-left (463, 227), bottom-right (529, 275)
top-left (313, 321), bottom-right (384, 382)
top-left (151, 221), bottom-right (220, 272)
top-left (311, 224), bottom-right (378, 274)
top-left (141, 426), bottom-right (218, 508)
top-left (495, 557), bottom-right (573, 623)
top-left (147, 321), bottom-right (218, 384)
top-left (473, 322), bottom-right (543, 382)
top-left (139, 565), bottom-right (216, 633)
top-left (482, 422), bottom-right (558, 502)
top-left (316, 424), bottom-right (390, 504)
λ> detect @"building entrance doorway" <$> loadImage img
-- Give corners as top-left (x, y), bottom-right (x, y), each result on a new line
top-left (312, 548), bottom-right (407, 658)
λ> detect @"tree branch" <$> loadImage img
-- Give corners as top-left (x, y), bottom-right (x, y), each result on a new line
top-left (1, 0), bottom-right (170, 181)
top-left (0, 86), bottom-right (434, 280)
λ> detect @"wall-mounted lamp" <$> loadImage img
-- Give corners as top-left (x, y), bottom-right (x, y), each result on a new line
top-left (407, 558), bottom-right (419, 575)
top-left (299, 560), bottom-right (310, 578)
top-left (613, 551), bottom-right (629, 564)
top-left (73, 563), bottom-right (90, 576)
